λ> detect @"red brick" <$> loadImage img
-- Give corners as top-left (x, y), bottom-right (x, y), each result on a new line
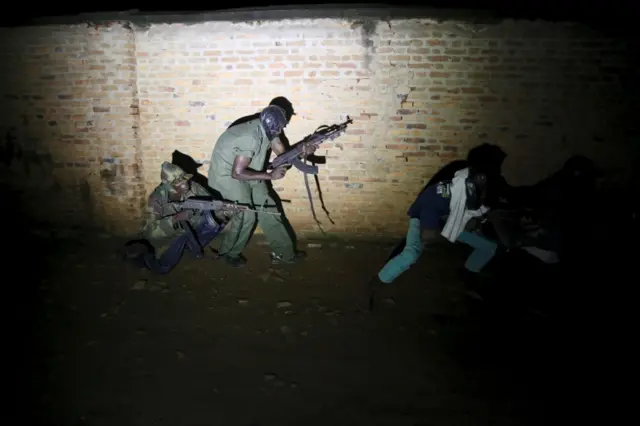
top-left (430, 71), bottom-right (450, 78)
top-left (461, 87), bottom-right (484, 94)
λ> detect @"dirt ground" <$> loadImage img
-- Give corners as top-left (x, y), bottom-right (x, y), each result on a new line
top-left (12, 230), bottom-right (573, 426)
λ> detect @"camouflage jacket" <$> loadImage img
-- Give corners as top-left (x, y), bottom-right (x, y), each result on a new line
top-left (141, 163), bottom-right (210, 242)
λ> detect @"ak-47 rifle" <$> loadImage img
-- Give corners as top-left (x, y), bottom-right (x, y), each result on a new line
top-left (267, 116), bottom-right (353, 233)
top-left (268, 116), bottom-right (353, 175)
top-left (160, 198), bottom-right (281, 217)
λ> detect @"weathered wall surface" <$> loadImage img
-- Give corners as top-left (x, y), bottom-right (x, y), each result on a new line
top-left (0, 24), bottom-right (144, 234)
top-left (1, 14), bottom-right (638, 237)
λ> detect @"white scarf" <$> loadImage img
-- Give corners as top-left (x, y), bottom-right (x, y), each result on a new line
top-left (441, 167), bottom-right (489, 242)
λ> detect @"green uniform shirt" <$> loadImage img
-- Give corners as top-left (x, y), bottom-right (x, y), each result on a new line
top-left (208, 118), bottom-right (270, 180)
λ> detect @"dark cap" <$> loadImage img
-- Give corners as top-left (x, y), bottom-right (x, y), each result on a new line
top-left (269, 96), bottom-right (296, 122)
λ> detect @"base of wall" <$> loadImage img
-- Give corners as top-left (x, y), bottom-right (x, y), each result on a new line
top-left (26, 223), bottom-right (402, 246)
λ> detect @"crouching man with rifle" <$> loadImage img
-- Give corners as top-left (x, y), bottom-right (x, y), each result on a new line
top-left (125, 162), bottom-right (276, 274)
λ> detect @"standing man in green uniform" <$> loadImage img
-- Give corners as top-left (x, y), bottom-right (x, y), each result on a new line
top-left (208, 104), bottom-right (315, 267)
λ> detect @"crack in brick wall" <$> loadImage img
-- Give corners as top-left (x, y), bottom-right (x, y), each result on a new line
top-left (1, 17), bottom-right (638, 237)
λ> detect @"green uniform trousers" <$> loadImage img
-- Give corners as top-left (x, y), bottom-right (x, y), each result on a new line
top-left (211, 177), bottom-right (295, 260)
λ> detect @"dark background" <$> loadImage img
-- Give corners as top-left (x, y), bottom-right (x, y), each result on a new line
top-left (4, 1), bottom-right (637, 27)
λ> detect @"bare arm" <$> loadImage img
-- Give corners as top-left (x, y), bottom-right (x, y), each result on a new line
top-left (270, 137), bottom-right (287, 156)
top-left (231, 155), bottom-right (273, 181)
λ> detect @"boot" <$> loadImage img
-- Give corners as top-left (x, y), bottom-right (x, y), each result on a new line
top-left (222, 254), bottom-right (248, 268)
top-left (121, 240), bottom-right (152, 269)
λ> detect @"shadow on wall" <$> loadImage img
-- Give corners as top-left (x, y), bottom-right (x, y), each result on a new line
top-left (1, 126), bottom-right (54, 179)
top-left (171, 150), bottom-right (221, 199)
top-left (0, 126), bottom-right (65, 227)
top-left (0, 125), bottom-right (115, 230)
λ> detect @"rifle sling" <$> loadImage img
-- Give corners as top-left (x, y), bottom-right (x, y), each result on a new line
top-left (301, 156), bottom-right (338, 235)
top-left (303, 164), bottom-right (324, 235)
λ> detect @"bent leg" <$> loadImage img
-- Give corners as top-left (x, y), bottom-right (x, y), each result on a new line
top-left (193, 211), bottom-right (226, 249)
top-left (211, 178), bottom-right (256, 258)
top-left (251, 182), bottom-right (296, 261)
top-left (144, 234), bottom-right (190, 274)
top-left (182, 212), bottom-right (226, 258)
top-left (378, 218), bottom-right (425, 284)
top-left (456, 231), bottom-right (498, 273)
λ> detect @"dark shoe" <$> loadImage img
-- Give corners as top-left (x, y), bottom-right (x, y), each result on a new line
top-left (270, 250), bottom-right (306, 265)
top-left (121, 240), bottom-right (152, 268)
top-left (223, 254), bottom-right (248, 268)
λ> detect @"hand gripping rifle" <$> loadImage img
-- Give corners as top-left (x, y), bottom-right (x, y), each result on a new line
top-left (267, 116), bottom-right (353, 233)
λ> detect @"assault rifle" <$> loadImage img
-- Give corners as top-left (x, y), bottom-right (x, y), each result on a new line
top-left (160, 198), bottom-right (281, 217)
top-left (267, 116), bottom-right (353, 234)
top-left (268, 116), bottom-right (353, 174)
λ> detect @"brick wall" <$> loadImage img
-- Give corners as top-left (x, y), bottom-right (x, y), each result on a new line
top-left (1, 14), bottom-right (638, 237)
top-left (0, 23), bottom-right (144, 234)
